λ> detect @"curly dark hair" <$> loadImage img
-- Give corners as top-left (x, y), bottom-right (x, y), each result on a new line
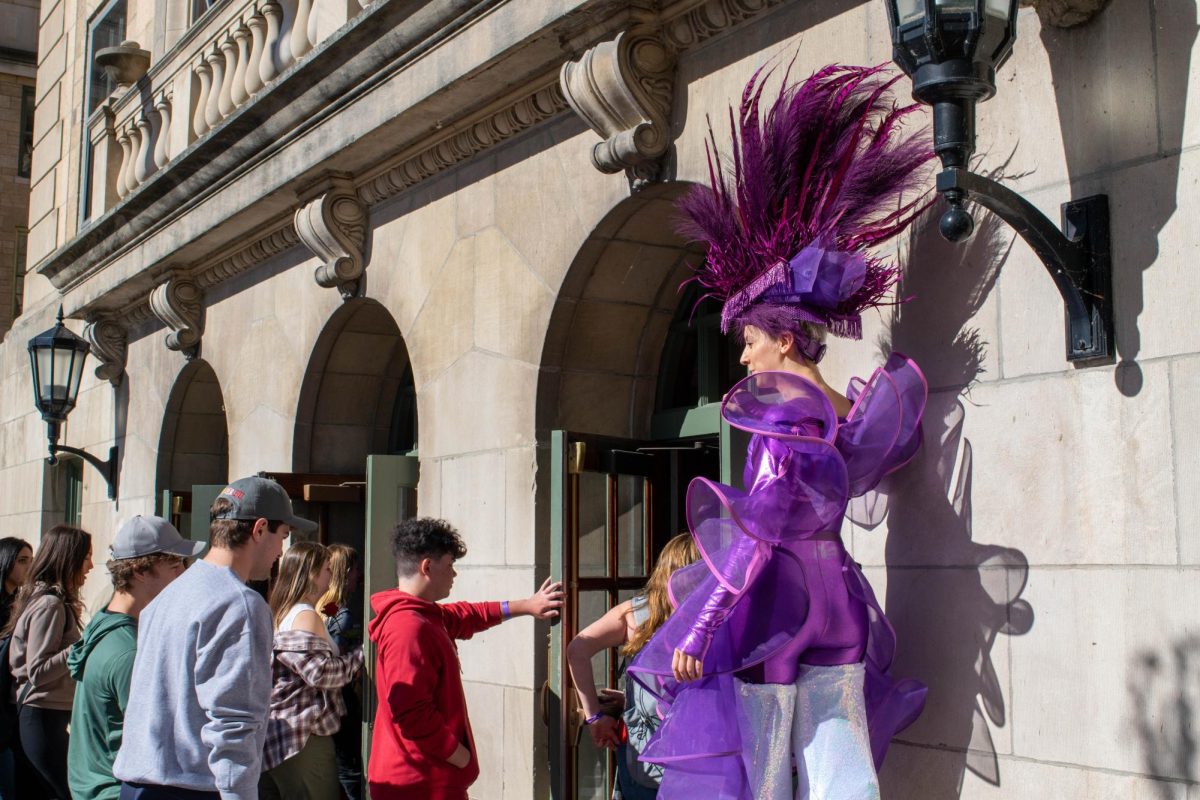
top-left (391, 518), bottom-right (467, 577)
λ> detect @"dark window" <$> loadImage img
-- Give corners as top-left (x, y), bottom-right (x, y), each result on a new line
top-left (17, 87), bottom-right (34, 178)
top-left (85, 0), bottom-right (127, 115)
top-left (656, 285), bottom-right (742, 413)
top-left (12, 228), bottom-right (27, 320)
top-left (64, 458), bottom-right (83, 527)
top-left (191, 0), bottom-right (221, 23)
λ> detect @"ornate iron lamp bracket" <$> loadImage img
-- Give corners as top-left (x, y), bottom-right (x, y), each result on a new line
top-left (936, 167), bottom-right (1114, 364)
top-left (44, 421), bottom-right (119, 500)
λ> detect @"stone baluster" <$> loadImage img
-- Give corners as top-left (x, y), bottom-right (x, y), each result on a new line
top-left (259, 0), bottom-right (283, 84)
top-left (231, 23), bottom-right (251, 106)
top-left (134, 109), bottom-right (153, 184)
top-left (154, 93), bottom-right (172, 168)
top-left (218, 34), bottom-right (237, 117)
top-left (204, 44), bottom-right (225, 128)
top-left (290, 0), bottom-right (313, 61)
top-left (245, 8), bottom-right (266, 95)
top-left (123, 121), bottom-right (141, 194)
top-left (192, 59), bottom-right (212, 137)
top-left (115, 126), bottom-right (132, 199)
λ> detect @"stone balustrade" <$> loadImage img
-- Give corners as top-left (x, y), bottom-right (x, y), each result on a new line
top-left (85, 0), bottom-right (362, 219)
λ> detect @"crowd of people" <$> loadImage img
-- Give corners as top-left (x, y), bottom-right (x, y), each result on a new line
top-left (0, 476), bottom-right (563, 800)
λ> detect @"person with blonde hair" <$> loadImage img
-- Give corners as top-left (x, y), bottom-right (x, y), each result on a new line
top-left (566, 533), bottom-right (700, 799)
top-left (317, 544), bottom-right (363, 800)
top-left (261, 542), bottom-right (363, 800)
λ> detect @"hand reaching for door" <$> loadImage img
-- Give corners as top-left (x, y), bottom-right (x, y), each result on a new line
top-left (508, 577), bottom-right (565, 620)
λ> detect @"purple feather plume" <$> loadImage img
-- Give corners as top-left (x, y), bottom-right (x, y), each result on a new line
top-left (677, 64), bottom-right (934, 336)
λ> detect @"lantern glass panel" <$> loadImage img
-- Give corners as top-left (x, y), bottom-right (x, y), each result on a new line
top-left (67, 348), bottom-right (85, 403)
top-left (896, 0), bottom-right (924, 24)
top-left (936, 0), bottom-right (976, 11)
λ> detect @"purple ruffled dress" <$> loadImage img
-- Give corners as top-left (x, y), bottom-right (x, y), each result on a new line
top-left (627, 353), bottom-right (928, 799)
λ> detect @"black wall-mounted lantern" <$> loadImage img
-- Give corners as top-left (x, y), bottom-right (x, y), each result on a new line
top-left (884, 0), bottom-right (1114, 363)
top-left (28, 308), bottom-right (118, 499)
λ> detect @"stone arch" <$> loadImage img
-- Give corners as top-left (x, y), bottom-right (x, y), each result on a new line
top-left (155, 359), bottom-right (230, 496)
top-left (537, 181), bottom-right (708, 439)
top-left (293, 298), bottom-right (415, 474)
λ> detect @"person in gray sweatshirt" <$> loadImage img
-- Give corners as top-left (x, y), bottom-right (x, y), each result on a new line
top-left (112, 477), bottom-right (317, 800)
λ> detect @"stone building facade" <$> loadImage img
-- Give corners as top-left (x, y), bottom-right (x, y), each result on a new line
top-left (0, 0), bottom-right (38, 339)
top-left (0, 0), bottom-right (1195, 798)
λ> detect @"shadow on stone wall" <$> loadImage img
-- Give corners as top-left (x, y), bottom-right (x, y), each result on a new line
top-left (1040, 0), bottom-right (1198, 396)
top-left (1131, 637), bottom-right (1200, 798)
top-left (876, 177), bottom-right (1035, 797)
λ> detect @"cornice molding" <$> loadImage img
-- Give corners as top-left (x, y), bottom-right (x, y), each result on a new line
top-left (660, 0), bottom-right (786, 51)
top-left (357, 80), bottom-right (569, 206)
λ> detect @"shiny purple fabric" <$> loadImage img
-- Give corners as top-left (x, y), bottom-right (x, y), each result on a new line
top-left (628, 354), bottom-right (928, 798)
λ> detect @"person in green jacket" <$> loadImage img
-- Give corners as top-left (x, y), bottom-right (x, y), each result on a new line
top-left (67, 516), bottom-right (205, 800)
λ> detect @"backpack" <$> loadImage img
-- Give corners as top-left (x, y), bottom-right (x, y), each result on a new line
top-left (619, 597), bottom-right (663, 789)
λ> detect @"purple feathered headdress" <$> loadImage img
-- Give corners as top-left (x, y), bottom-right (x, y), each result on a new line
top-left (678, 63), bottom-right (934, 340)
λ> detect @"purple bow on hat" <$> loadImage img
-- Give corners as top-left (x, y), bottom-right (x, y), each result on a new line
top-left (720, 236), bottom-right (869, 337)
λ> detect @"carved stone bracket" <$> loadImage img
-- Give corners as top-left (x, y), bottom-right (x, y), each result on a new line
top-left (560, 27), bottom-right (676, 190)
top-left (149, 274), bottom-right (205, 358)
top-left (294, 175), bottom-right (367, 299)
top-left (83, 316), bottom-right (128, 385)
top-left (1020, 0), bottom-right (1110, 28)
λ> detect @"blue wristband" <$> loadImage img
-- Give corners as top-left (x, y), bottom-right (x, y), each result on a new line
top-left (584, 712), bottom-right (604, 725)
top-left (501, 600), bottom-right (511, 619)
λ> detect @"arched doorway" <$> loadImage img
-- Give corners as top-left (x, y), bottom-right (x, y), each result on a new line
top-left (280, 297), bottom-right (417, 548)
top-left (538, 183), bottom-right (743, 799)
top-left (155, 359), bottom-right (230, 537)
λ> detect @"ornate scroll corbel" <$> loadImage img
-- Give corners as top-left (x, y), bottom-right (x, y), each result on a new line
top-left (294, 175), bottom-right (368, 299)
top-left (149, 274), bottom-right (205, 359)
top-left (83, 316), bottom-right (128, 386)
top-left (560, 27), bottom-right (676, 190)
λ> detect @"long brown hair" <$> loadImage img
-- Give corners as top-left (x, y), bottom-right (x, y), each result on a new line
top-left (2, 525), bottom-right (91, 636)
top-left (268, 542), bottom-right (328, 629)
top-left (622, 533), bottom-right (700, 657)
top-left (317, 544), bottom-right (359, 618)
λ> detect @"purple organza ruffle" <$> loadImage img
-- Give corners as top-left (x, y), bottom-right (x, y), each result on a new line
top-left (628, 353), bottom-right (928, 796)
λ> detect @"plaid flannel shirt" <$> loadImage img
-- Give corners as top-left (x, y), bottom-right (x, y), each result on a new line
top-left (262, 629), bottom-right (364, 770)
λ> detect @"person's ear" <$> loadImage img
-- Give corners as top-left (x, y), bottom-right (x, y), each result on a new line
top-left (418, 556), bottom-right (434, 579)
top-left (778, 331), bottom-right (794, 354)
top-left (251, 518), bottom-right (270, 542)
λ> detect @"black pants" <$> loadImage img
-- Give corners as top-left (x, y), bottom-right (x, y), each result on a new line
top-left (333, 686), bottom-right (363, 800)
top-left (17, 705), bottom-right (70, 800)
top-left (120, 783), bottom-right (220, 800)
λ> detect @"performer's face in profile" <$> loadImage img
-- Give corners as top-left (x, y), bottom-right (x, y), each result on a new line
top-left (740, 325), bottom-right (788, 374)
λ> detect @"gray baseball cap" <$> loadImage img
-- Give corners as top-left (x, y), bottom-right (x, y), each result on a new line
top-left (211, 476), bottom-right (318, 532)
top-left (112, 515), bottom-right (207, 560)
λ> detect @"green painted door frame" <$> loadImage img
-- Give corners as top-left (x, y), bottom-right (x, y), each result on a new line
top-left (362, 454), bottom-right (419, 792)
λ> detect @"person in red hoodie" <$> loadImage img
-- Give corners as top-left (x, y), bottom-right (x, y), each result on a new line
top-left (367, 517), bottom-right (563, 800)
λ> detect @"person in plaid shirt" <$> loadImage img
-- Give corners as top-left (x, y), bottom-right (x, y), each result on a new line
top-left (260, 542), bottom-right (364, 800)
top-left (367, 517), bottom-right (563, 800)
